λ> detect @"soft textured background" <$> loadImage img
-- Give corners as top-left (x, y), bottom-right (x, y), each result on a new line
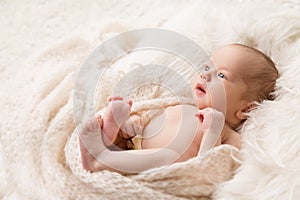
top-left (1, 0), bottom-right (300, 199)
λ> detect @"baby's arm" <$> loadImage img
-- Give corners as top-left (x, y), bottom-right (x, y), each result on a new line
top-left (195, 108), bottom-right (242, 155)
top-left (196, 108), bottom-right (225, 155)
top-left (79, 117), bottom-right (179, 174)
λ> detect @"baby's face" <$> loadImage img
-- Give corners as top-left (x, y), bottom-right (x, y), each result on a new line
top-left (193, 45), bottom-right (254, 124)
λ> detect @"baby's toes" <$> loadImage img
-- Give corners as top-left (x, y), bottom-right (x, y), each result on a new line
top-left (111, 101), bottom-right (131, 116)
top-left (127, 99), bottom-right (133, 108)
top-left (84, 118), bottom-right (101, 132)
top-left (107, 96), bottom-right (123, 102)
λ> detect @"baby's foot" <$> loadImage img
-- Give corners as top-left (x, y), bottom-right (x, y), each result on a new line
top-left (79, 117), bottom-right (104, 171)
top-left (119, 115), bottom-right (144, 139)
top-left (102, 96), bottom-right (132, 146)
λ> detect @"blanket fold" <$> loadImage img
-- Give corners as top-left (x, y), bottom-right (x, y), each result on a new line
top-left (0, 32), bottom-right (241, 199)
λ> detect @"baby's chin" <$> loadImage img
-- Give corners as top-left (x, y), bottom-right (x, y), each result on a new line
top-left (195, 102), bottom-right (209, 110)
top-left (192, 97), bottom-right (211, 110)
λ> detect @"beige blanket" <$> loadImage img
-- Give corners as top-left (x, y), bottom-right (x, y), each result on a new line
top-left (1, 0), bottom-right (300, 199)
top-left (0, 32), bottom-right (241, 199)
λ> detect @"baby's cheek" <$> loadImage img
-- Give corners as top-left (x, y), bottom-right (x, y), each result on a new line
top-left (208, 82), bottom-right (226, 112)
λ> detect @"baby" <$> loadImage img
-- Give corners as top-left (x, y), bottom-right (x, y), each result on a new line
top-left (79, 44), bottom-right (278, 174)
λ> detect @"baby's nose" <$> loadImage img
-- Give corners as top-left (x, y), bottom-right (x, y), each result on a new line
top-left (199, 72), bottom-right (211, 81)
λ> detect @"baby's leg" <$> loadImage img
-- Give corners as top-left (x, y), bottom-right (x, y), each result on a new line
top-left (79, 117), bottom-right (106, 171)
top-left (119, 114), bottom-right (144, 139)
top-left (94, 148), bottom-right (180, 174)
top-left (79, 117), bottom-right (180, 174)
top-left (101, 96), bottom-right (132, 146)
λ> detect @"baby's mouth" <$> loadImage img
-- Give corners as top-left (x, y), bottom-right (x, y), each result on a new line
top-left (196, 83), bottom-right (206, 94)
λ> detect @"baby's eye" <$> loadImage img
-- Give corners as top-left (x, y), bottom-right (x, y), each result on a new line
top-left (218, 72), bottom-right (226, 79)
top-left (204, 66), bottom-right (210, 71)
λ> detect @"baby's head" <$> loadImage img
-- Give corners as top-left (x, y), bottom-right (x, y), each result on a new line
top-left (193, 44), bottom-right (279, 129)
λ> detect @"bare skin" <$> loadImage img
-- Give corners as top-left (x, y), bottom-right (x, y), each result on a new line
top-left (79, 97), bottom-right (133, 172)
top-left (79, 44), bottom-right (264, 174)
top-left (79, 99), bottom-right (238, 174)
top-left (100, 96), bottom-right (132, 146)
top-left (79, 104), bottom-right (184, 174)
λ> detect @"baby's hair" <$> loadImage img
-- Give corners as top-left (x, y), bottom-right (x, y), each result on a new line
top-left (231, 44), bottom-right (279, 102)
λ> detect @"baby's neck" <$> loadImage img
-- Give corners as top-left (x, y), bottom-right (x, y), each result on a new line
top-left (225, 119), bottom-right (243, 131)
top-left (221, 123), bottom-right (238, 139)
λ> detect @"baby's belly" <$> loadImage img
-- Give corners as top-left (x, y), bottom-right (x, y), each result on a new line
top-left (142, 105), bottom-right (203, 159)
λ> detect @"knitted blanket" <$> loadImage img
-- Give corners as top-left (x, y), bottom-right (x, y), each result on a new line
top-left (1, 0), bottom-right (300, 199)
top-left (0, 32), bottom-right (241, 199)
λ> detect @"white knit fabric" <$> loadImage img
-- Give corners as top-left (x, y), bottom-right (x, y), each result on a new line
top-left (1, 0), bottom-right (300, 199)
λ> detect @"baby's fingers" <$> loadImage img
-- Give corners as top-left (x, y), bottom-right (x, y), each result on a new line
top-left (195, 113), bottom-right (204, 122)
top-left (198, 112), bottom-right (213, 130)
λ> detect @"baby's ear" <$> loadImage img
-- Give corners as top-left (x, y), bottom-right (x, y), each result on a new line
top-left (236, 101), bottom-right (257, 120)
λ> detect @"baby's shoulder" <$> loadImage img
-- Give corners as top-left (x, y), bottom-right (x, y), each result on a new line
top-left (222, 130), bottom-right (241, 149)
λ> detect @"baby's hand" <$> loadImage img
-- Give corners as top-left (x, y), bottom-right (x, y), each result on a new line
top-left (196, 107), bottom-right (225, 133)
top-left (196, 107), bottom-right (225, 155)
